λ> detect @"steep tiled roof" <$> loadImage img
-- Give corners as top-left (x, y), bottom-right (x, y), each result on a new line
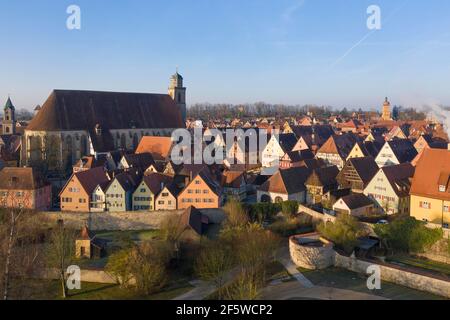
top-left (340, 194), bottom-right (373, 210)
top-left (387, 139), bottom-right (418, 163)
top-left (135, 136), bottom-right (174, 161)
top-left (411, 149), bottom-right (450, 201)
top-left (0, 167), bottom-right (49, 190)
top-left (142, 173), bottom-right (173, 195)
top-left (74, 167), bottom-right (110, 195)
top-left (221, 171), bottom-right (245, 189)
top-left (348, 157), bottom-right (379, 185)
top-left (180, 206), bottom-right (209, 236)
top-left (259, 167), bottom-right (311, 194)
top-left (26, 90), bottom-right (183, 131)
top-left (381, 163), bottom-right (415, 197)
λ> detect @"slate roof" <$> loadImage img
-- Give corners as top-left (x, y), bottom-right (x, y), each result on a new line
top-left (387, 139), bottom-right (418, 163)
top-left (340, 194), bottom-right (374, 210)
top-left (381, 163), bottom-right (415, 197)
top-left (180, 206), bottom-right (209, 236)
top-left (141, 173), bottom-right (173, 195)
top-left (259, 167), bottom-right (312, 194)
top-left (26, 90), bottom-right (183, 131)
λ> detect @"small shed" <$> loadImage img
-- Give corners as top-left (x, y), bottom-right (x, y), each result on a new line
top-left (75, 226), bottom-right (107, 259)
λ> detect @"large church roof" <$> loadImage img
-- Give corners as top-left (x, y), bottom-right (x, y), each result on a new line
top-left (26, 90), bottom-right (183, 131)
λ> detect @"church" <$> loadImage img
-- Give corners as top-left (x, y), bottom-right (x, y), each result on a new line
top-left (22, 72), bottom-right (187, 172)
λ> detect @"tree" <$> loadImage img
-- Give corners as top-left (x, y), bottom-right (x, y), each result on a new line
top-left (317, 214), bottom-right (368, 254)
top-left (159, 214), bottom-right (187, 261)
top-left (374, 217), bottom-right (443, 254)
top-left (223, 199), bottom-right (249, 229)
top-left (194, 241), bottom-right (233, 299)
top-left (281, 201), bottom-right (299, 220)
top-left (46, 225), bottom-right (76, 299)
top-left (106, 241), bottom-right (171, 295)
top-left (105, 249), bottom-right (135, 288)
top-left (130, 242), bottom-right (169, 295)
top-left (0, 206), bottom-right (47, 300)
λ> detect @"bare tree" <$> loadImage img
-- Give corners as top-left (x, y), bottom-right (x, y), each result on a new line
top-left (46, 224), bottom-right (76, 299)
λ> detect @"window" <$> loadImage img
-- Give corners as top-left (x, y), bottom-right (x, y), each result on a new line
top-left (162, 193), bottom-right (169, 197)
top-left (444, 205), bottom-right (449, 213)
top-left (420, 201), bottom-right (431, 209)
top-left (195, 180), bottom-right (201, 185)
top-left (439, 185), bottom-right (446, 192)
top-left (140, 188), bottom-right (146, 193)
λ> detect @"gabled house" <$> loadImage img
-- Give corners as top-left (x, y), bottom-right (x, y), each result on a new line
top-left (316, 133), bottom-right (361, 169)
top-left (0, 167), bottom-right (52, 211)
top-left (291, 125), bottom-right (334, 153)
top-left (178, 168), bottom-right (224, 209)
top-left (257, 167), bottom-right (311, 204)
top-left (305, 166), bottom-right (339, 205)
top-left (155, 182), bottom-right (182, 211)
top-left (221, 171), bottom-right (247, 201)
top-left (333, 194), bottom-right (374, 217)
top-left (385, 126), bottom-right (408, 141)
top-left (364, 163), bottom-right (414, 215)
top-left (375, 139), bottom-right (418, 168)
top-left (337, 157), bottom-right (379, 193)
top-left (262, 133), bottom-right (298, 168)
top-left (91, 181), bottom-right (110, 212)
top-left (410, 149), bottom-right (450, 228)
top-left (133, 173), bottom-right (173, 211)
top-left (180, 206), bottom-right (210, 239)
top-left (413, 134), bottom-right (448, 154)
top-left (280, 149), bottom-right (315, 169)
top-left (60, 167), bottom-right (110, 212)
top-left (118, 153), bottom-right (155, 174)
top-left (105, 172), bottom-right (138, 212)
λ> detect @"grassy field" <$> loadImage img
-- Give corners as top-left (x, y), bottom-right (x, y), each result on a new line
top-left (297, 267), bottom-right (446, 300)
top-left (94, 230), bottom-right (160, 242)
top-left (25, 280), bottom-right (193, 300)
top-left (386, 255), bottom-right (450, 279)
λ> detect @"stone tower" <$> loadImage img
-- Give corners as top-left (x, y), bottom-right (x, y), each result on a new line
top-left (381, 97), bottom-right (392, 121)
top-left (168, 70), bottom-right (187, 125)
top-left (3, 96), bottom-right (16, 135)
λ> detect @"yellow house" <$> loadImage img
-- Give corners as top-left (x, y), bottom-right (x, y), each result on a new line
top-left (410, 149), bottom-right (450, 228)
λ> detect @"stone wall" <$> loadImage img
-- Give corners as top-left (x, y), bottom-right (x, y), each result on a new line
top-left (289, 234), bottom-right (335, 270)
top-left (41, 209), bottom-right (226, 231)
top-left (334, 252), bottom-right (450, 299)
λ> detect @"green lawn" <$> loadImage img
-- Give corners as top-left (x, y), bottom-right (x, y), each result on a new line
top-left (386, 255), bottom-right (450, 279)
top-left (94, 230), bottom-right (160, 242)
top-left (297, 267), bottom-right (445, 300)
top-left (33, 280), bottom-right (193, 300)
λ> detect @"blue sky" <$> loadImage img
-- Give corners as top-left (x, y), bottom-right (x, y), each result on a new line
top-left (1, 0), bottom-right (450, 110)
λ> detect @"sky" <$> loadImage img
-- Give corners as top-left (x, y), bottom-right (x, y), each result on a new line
top-left (1, 0), bottom-right (450, 110)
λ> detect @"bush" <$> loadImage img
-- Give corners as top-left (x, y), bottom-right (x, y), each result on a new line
top-left (245, 203), bottom-right (281, 223)
top-left (281, 201), bottom-right (299, 219)
top-left (268, 215), bottom-right (313, 237)
top-left (374, 217), bottom-right (443, 254)
top-left (223, 199), bottom-right (249, 228)
top-left (317, 214), bottom-right (367, 254)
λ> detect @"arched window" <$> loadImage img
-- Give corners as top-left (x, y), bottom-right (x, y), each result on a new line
top-left (275, 197), bottom-right (284, 204)
top-left (66, 135), bottom-right (73, 164)
top-left (177, 93), bottom-right (182, 103)
top-left (120, 133), bottom-right (127, 149)
top-left (80, 135), bottom-right (88, 156)
top-left (133, 133), bottom-right (139, 150)
top-left (261, 194), bottom-right (271, 203)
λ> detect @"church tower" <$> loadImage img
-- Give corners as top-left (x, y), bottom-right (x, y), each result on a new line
top-left (381, 97), bottom-right (392, 121)
top-left (168, 70), bottom-right (187, 125)
top-left (3, 96), bottom-right (16, 135)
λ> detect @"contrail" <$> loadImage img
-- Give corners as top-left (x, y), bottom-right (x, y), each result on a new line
top-left (329, 0), bottom-right (409, 69)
